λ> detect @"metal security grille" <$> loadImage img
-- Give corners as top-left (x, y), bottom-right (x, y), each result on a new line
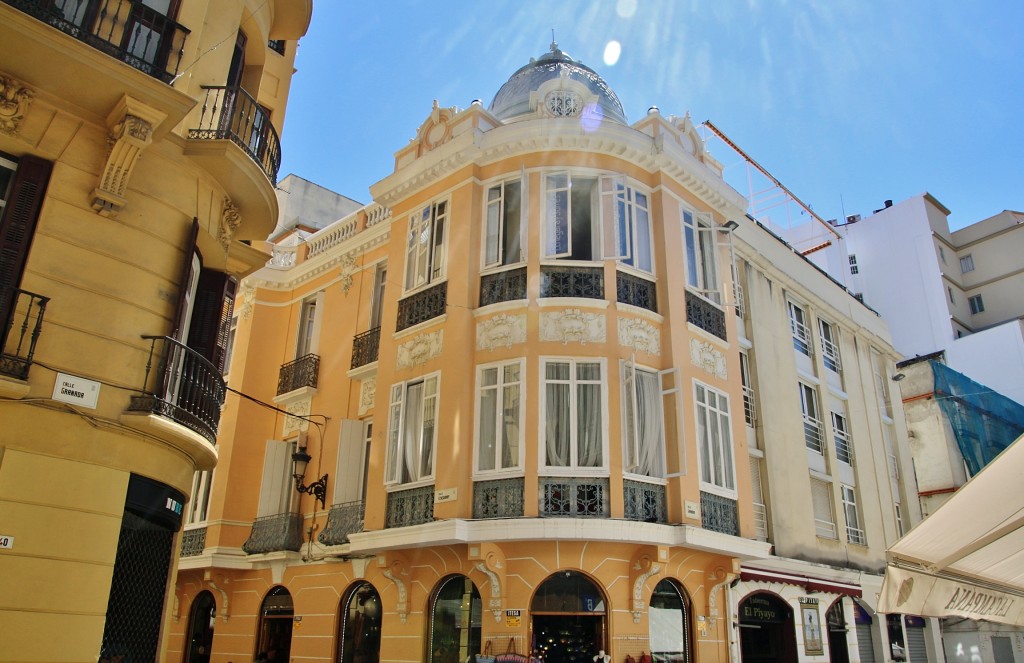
top-left (856, 624), bottom-right (875, 663)
top-left (100, 510), bottom-right (175, 662)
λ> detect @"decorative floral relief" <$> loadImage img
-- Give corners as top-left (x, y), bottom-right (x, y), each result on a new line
top-left (359, 377), bottom-right (376, 416)
top-left (618, 317), bottom-right (661, 356)
top-left (540, 309), bottom-right (606, 345)
top-left (477, 314), bottom-right (527, 351)
top-left (238, 283), bottom-right (256, 321)
top-left (0, 75), bottom-right (34, 136)
top-left (690, 339), bottom-right (728, 379)
top-left (269, 245), bottom-right (297, 269)
top-left (397, 330), bottom-right (443, 369)
top-left (218, 197), bottom-right (240, 252)
top-left (282, 398), bottom-right (310, 435)
top-left (339, 252), bottom-right (356, 294)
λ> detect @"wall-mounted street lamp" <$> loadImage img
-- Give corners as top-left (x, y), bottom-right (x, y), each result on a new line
top-left (720, 219), bottom-right (740, 233)
top-left (292, 446), bottom-right (328, 509)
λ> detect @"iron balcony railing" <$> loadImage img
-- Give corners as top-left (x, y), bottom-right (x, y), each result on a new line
top-left (791, 318), bottom-right (812, 356)
top-left (188, 85), bottom-right (282, 182)
top-left (847, 525), bottom-right (867, 546)
top-left (616, 271), bottom-right (657, 313)
top-left (277, 353), bottom-right (319, 395)
top-left (318, 500), bottom-right (365, 545)
top-left (539, 265), bottom-right (604, 299)
top-left (350, 327), bottom-right (381, 369)
top-left (0, 288), bottom-right (49, 380)
top-left (752, 502), bottom-right (769, 541)
top-left (5, 0), bottom-right (189, 83)
top-left (539, 477), bottom-right (609, 518)
top-left (128, 335), bottom-right (225, 444)
top-left (242, 512), bottom-right (303, 554)
top-left (623, 479), bottom-right (667, 523)
top-left (396, 281), bottom-right (447, 332)
top-left (803, 415), bottom-right (824, 454)
top-left (385, 485), bottom-right (434, 528)
top-left (685, 290), bottom-right (727, 341)
top-left (472, 478), bottom-right (525, 519)
top-left (700, 491), bottom-right (739, 536)
top-left (834, 429), bottom-right (855, 465)
top-left (179, 526), bottom-right (206, 557)
top-left (742, 385), bottom-right (757, 427)
top-left (480, 267), bottom-right (527, 307)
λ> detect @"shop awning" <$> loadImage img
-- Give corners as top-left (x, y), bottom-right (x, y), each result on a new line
top-left (878, 436), bottom-right (1024, 625)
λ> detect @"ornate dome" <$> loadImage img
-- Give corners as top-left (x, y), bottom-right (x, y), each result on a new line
top-left (489, 42), bottom-right (627, 124)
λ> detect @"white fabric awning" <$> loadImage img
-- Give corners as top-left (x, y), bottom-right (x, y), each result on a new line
top-left (879, 436), bottom-right (1024, 625)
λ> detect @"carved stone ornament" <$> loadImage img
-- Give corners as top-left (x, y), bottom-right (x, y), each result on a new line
top-left (91, 96), bottom-right (166, 216)
top-left (281, 398), bottom-right (311, 436)
top-left (690, 338), bottom-right (728, 379)
top-left (339, 252), bottom-right (356, 294)
top-left (0, 74), bottom-right (34, 136)
top-left (630, 554), bottom-right (663, 624)
top-left (396, 330), bottom-right (443, 369)
top-left (268, 245), bottom-right (297, 269)
top-left (378, 554), bottom-right (410, 623)
top-left (218, 197), bottom-right (241, 252)
top-left (358, 377), bottom-right (376, 416)
top-left (618, 317), bottom-right (661, 356)
top-left (238, 283), bottom-right (256, 321)
top-left (477, 314), bottom-right (527, 351)
top-left (540, 309), bottom-right (606, 345)
top-left (416, 100), bottom-right (458, 154)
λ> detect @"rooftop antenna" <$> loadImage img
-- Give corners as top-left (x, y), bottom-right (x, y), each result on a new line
top-left (551, 29), bottom-right (557, 50)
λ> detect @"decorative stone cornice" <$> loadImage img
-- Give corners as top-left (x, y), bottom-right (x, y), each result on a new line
top-left (91, 96), bottom-right (167, 216)
top-left (0, 74), bottom-right (34, 136)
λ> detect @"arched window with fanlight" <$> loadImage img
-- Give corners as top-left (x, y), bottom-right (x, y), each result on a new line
top-left (427, 575), bottom-right (482, 663)
top-left (337, 582), bottom-right (382, 663)
top-left (649, 579), bottom-right (692, 663)
top-left (255, 586), bottom-right (293, 662)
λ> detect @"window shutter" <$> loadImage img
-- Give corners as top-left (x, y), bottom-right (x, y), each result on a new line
top-left (334, 419), bottom-right (366, 504)
top-left (811, 478), bottom-right (835, 537)
top-left (187, 268), bottom-right (236, 368)
top-left (169, 219), bottom-right (200, 341)
top-left (257, 440), bottom-right (294, 517)
top-left (0, 155), bottom-right (52, 327)
top-left (659, 368), bottom-right (685, 476)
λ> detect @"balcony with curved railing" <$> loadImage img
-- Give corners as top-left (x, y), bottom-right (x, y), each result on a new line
top-left (188, 85), bottom-right (281, 182)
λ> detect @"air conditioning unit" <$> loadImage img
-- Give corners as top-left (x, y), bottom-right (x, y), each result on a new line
top-left (846, 214), bottom-right (861, 224)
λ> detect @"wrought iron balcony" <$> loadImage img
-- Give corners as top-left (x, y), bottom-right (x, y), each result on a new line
top-left (623, 479), bottom-right (667, 523)
top-left (480, 267), bottom-right (527, 307)
top-left (5, 0), bottom-right (189, 84)
top-left (540, 265), bottom-right (604, 299)
top-left (616, 271), bottom-right (657, 313)
top-left (0, 288), bottom-right (48, 380)
top-left (385, 485), bottom-right (435, 528)
top-left (473, 478), bottom-right (525, 519)
top-left (188, 85), bottom-right (281, 182)
top-left (318, 500), bottom-right (365, 545)
top-left (351, 327), bottom-right (380, 369)
top-left (127, 335), bottom-right (225, 444)
top-left (803, 415), bottom-right (824, 453)
top-left (179, 526), bottom-right (206, 557)
top-left (396, 281), bottom-right (447, 332)
top-left (685, 290), bottom-right (727, 341)
top-left (834, 429), bottom-right (854, 465)
top-left (700, 491), bottom-right (739, 536)
top-left (540, 477), bottom-right (609, 517)
top-left (242, 512), bottom-right (303, 554)
top-left (277, 353), bottom-right (319, 395)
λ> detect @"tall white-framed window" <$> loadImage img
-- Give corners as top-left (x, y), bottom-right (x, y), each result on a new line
top-left (621, 360), bottom-right (669, 479)
top-left (818, 319), bottom-right (841, 372)
top-left (369, 261), bottom-right (387, 329)
top-left (810, 478), bottom-right (836, 539)
top-left (603, 177), bottom-right (653, 273)
top-left (871, 349), bottom-right (893, 419)
top-left (296, 294), bottom-right (320, 357)
top-left (544, 171), bottom-right (599, 260)
top-left (968, 294), bottom-right (984, 315)
top-left (739, 351), bottom-right (756, 427)
top-left (799, 383), bottom-right (823, 453)
top-left (405, 200), bottom-right (448, 290)
top-left (960, 254), bottom-right (975, 273)
top-left (842, 484), bottom-right (866, 545)
top-left (186, 470), bottom-right (214, 525)
top-left (749, 458), bottom-right (769, 541)
top-left (695, 382), bottom-right (735, 495)
top-left (540, 358), bottom-right (607, 472)
top-left (484, 178), bottom-right (524, 268)
top-left (788, 300), bottom-right (811, 356)
top-left (831, 410), bottom-right (854, 465)
top-left (475, 359), bottom-right (525, 474)
top-left (681, 208), bottom-right (720, 303)
top-left (385, 373), bottom-right (439, 485)
top-left (895, 502), bottom-right (905, 538)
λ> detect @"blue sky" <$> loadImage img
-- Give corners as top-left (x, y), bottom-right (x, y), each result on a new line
top-left (278, 1), bottom-right (1023, 230)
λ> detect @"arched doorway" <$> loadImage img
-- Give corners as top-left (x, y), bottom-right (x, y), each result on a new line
top-left (531, 571), bottom-right (607, 663)
top-left (826, 599), bottom-right (851, 663)
top-left (427, 575), bottom-right (482, 663)
top-left (255, 586), bottom-right (293, 662)
top-left (649, 579), bottom-right (692, 663)
top-left (337, 582), bottom-right (382, 663)
top-left (738, 593), bottom-right (797, 663)
top-left (183, 591), bottom-right (215, 663)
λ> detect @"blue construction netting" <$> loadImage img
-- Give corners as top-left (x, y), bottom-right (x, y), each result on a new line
top-left (932, 361), bottom-right (1024, 476)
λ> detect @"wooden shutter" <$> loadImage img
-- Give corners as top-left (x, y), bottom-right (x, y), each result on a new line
top-left (169, 219), bottom-right (200, 341)
top-left (0, 155), bottom-right (52, 328)
top-left (186, 268), bottom-right (236, 369)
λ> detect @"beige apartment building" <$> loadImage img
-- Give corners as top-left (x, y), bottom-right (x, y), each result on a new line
top-left (169, 43), bottom-right (924, 663)
top-left (0, 1), bottom-right (310, 660)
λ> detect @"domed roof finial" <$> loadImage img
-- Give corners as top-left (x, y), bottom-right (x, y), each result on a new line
top-left (550, 29), bottom-right (557, 52)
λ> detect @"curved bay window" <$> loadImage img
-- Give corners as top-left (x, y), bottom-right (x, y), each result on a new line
top-left (649, 579), bottom-right (691, 663)
top-left (255, 587), bottom-right (293, 662)
top-left (184, 591), bottom-right (216, 663)
top-left (428, 575), bottom-right (482, 663)
top-left (338, 582), bottom-right (382, 663)
top-left (532, 572), bottom-right (607, 663)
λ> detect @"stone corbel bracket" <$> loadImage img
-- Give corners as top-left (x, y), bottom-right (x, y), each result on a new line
top-left (630, 546), bottom-right (667, 623)
top-left (0, 73), bottom-right (34, 136)
top-left (378, 552), bottom-right (411, 623)
top-left (204, 570), bottom-right (230, 622)
top-left (470, 543), bottom-right (507, 622)
top-left (92, 95), bottom-right (166, 216)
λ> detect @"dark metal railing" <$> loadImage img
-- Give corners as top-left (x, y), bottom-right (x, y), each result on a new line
top-left (179, 526), bottom-right (206, 557)
top-left (396, 281), bottom-right (447, 331)
top-left (351, 327), bottom-right (381, 369)
top-left (5, 0), bottom-right (189, 84)
top-left (700, 491), bottom-right (739, 536)
top-left (480, 267), bottom-right (527, 307)
top-left (318, 500), bottom-right (365, 545)
top-left (241, 512), bottom-right (303, 554)
top-left (277, 353), bottom-right (319, 395)
top-left (385, 485), bottom-right (434, 528)
top-left (128, 335), bottom-right (225, 444)
top-left (0, 288), bottom-right (49, 380)
top-left (685, 290), bottom-right (727, 341)
top-left (473, 478), bottom-right (525, 519)
top-left (539, 265), bottom-right (604, 299)
top-left (623, 479), bottom-right (667, 523)
top-left (616, 271), bottom-right (657, 312)
top-left (188, 85), bottom-right (282, 181)
top-left (540, 477), bottom-right (609, 517)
